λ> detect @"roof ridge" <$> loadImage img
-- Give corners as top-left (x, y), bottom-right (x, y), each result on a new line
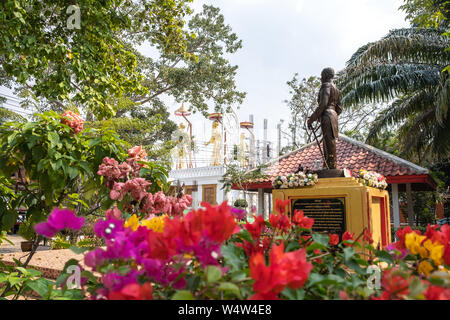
top-left (338, 134), bottom-right (428, 174)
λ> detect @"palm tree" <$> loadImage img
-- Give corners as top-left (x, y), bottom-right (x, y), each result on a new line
top-left (338, 27), bottom-right (449, 161)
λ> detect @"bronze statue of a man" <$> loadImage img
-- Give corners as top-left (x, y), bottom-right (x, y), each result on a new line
top-left (307, 67), bottom-right (342, 169)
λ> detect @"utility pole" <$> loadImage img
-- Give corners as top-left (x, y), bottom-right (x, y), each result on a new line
top-left (263, 119), bottom-right (268, 163)
top-left (277, 122), bottom-right (282, 156)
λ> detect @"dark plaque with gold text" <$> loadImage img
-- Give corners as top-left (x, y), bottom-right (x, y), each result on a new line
top-left (291, 198), bottom-right (346, 235)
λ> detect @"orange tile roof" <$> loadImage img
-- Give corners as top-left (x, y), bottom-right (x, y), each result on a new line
top-left (254, 135), bottom-right (429, 183)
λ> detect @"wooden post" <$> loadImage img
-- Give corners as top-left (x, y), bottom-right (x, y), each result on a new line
top-left (392, 183), bottom-right (400, 230)
top-left (406, 183), bottom-right (414, 227)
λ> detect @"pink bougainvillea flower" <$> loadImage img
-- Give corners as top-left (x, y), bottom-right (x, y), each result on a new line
top-left (35, 208), bottom-right (85, 237)
top-left (61, 110), bottom-right (85, 134)
top-left (105, 206), bottom-right (122, 220)
top-left (128, 145), bottom-right (148, 162)
top-left (231, 207), bottom-right (247, 220)
top-left (94, 218), bottom-right (124, 240)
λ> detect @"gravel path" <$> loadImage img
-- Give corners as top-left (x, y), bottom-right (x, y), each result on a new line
top-left (1, 234), bottom-right (83, 279)
top-left (0, 234), bottom-right (50, 254)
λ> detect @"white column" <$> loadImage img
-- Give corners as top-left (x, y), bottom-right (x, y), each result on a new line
top-left (392, 183), bottom-right (400, 230)
top-left (192, 190), bottom-right (198, 210)
top-left (258, 188), bottom-right (265, 217)
top-left (406, 183), bottom-right (414, 227)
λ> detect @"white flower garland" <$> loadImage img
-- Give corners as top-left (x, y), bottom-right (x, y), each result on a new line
top-left (272, 172), bottom-right (319, 189)
top-left (354, 169), bottom-right (388, 190)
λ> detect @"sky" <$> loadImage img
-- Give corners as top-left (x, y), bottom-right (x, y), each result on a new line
top-left (0, 0), bottom-right (411, 159)
top-left (158, 0), bottom-right (410, 150)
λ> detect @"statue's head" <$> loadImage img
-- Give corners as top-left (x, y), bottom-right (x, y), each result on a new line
top-left (321, 67), bottom-right (335, 82)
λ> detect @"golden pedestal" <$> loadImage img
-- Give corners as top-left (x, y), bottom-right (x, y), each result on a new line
top-left (272, 177), bottom-right (391, 248)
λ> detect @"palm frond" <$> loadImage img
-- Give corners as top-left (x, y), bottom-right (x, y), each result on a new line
top-left (346, 28), bottom-right (449, 68)
top-left (341, 66), bottom-right (440, 105)
top-left (366, 89), bottom-right (435, 141)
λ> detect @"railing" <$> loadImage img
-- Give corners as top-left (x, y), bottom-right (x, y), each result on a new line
top-left (169, 166), bottom-right (226, 180)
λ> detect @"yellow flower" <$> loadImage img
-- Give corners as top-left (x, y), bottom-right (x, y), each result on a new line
top-left (430, 244), bottom-right (444, 266)
top-left (141, 216), bottom-right (166, 233)
top-left (405, 233), bottom-right (426, 255)
top-left (418, 260), bottom-right (434, 276)
top-left (418, 246), bottom-right (428, 259)
top-left (124, 214), bottom-right (140, 231)
top-left (423, 239), bottom-right (434, 252)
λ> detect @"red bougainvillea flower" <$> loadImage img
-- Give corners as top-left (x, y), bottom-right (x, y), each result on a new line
top-left (249, 243), bottom-right (313, 299)
top-left (393, 226), bottom-right (420, 250)
top-left (147, 202), bottom-right (237, 264)
top-left (363, 228), bottom-right (374, 244)
top-left (243, 215), bottom-right (266, 240)
top-left (342, 231), bottom-right (355, 246)
top-left (269, 213), bottom-right (291, 233)
top-left (249, 251), bottom-right (285, 298)
top-left (292, 210), bottom-right (314, 229)
top-left (444, 244), bottom-right (450, 266)
top-left (35, 208), bottom-right (85, 237)
top-left (424, 285), bottom-right (450, 300)
top-left (329, 233), bottom-right (339, 246)
top-left (108, 282), bottom-right (153, 300)
top-left (381, 269), bottom-right (410, 299)
top-left (274, 198), bottom-right (290, 215)
top-left (61, 110), bottom-right (85, 134)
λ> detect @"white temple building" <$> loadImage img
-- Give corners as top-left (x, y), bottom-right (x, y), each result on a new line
top-left (168, 104), bottom-right (275, 213)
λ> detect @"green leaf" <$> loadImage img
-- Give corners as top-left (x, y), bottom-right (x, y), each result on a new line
top-left (69, 246), bottom-right (90, 255)
top-left (236, 229), bottom-right (254, 244)
top-left (306, 242), bottom-right (327, 253)
top-left (376, 250), bottom-right (394, 265)
top-left (171, 290), bottom-right (194, 300)
top-left (218, 282), bottom-right (241, 298)
top-left (26, 278), bottom-right (53, 298)
top-left (47, 132), bottom-right (60, 148)
top-left (343, 247), bottom-right (355, 261)
top-left (281, 287), bottom-right (305, 300)
top-left (221, 244), bottom-right (245, 271)
top-left (205, 266), bottom-right (222, 283)
top-left (312, 233), bottom-right (329, 246)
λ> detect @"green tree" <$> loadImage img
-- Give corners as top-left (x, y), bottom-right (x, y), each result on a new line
top-left (132, 5), bottom-right (246, 116)
top-left (0, 0), bottom-right (194, 119)
top-left (89, 97), bottom-right (177, 167)
top-left (0, 111), bottom-right (128, 235)
top-left (400, 0), bottom-right (449, 28)
top-left (338, 27), bottom-right (449, 161)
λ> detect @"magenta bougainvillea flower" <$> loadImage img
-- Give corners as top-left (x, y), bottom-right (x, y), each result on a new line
top-left (35, 208), bottom-right (85, 237)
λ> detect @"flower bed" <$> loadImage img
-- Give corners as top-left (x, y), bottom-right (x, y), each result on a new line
top-left (1, 198), bottom-right (448, 300)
